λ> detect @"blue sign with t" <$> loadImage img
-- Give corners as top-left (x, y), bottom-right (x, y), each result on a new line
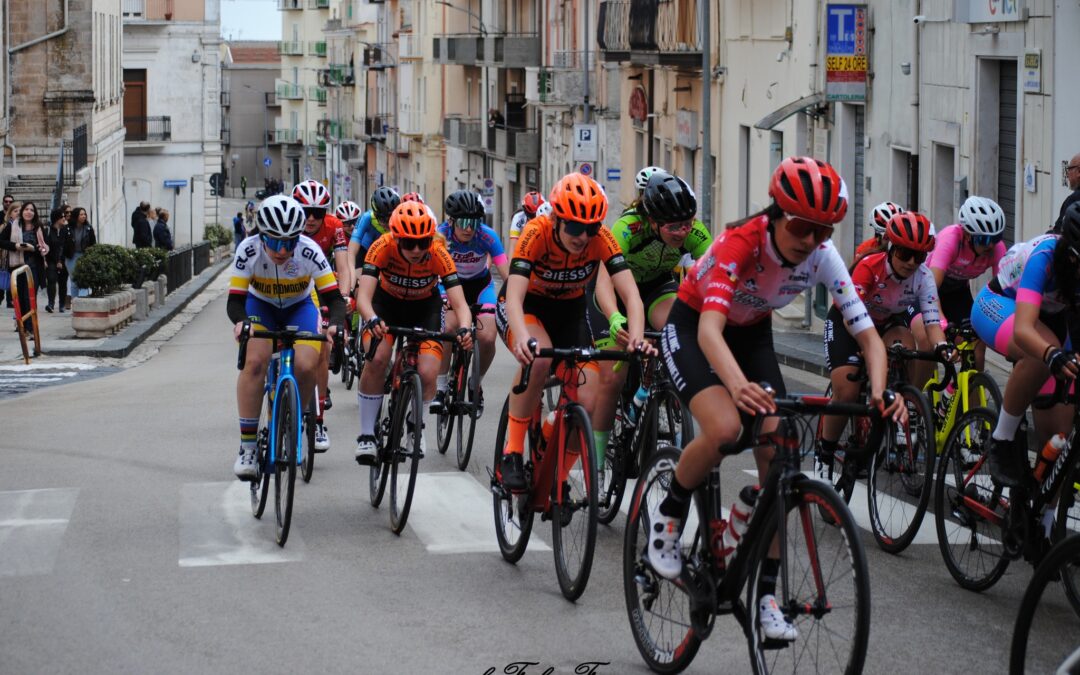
top-left (827, 5), bottom-right (858, 54)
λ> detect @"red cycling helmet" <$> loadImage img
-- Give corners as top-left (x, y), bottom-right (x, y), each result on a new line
top-left (885, 212), bottom-right (935, 252)
top-left (401, 192), bottom-right (425, 204)
top-left (521, 191), bottom-right (545, 218)
top-left (768, 157), bottom-right (847, 225)
top-left (291, 179), bottom-right (331, 208)
top-left (389, 201), bottom-right (436, 239)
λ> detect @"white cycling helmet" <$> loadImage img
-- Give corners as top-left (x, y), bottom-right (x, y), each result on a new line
top-left (635, 166), bottom-right (666, 192)
top-left (958, 196), bottom-right (1006, 237)
top-left (536, 201), bottom-right (553, 218)
top-left (257, 195), bottom-right (306, 238)
top-left (335, 200), bottom-right (363, 223)
top-left (869, 201), bottom-right (904, 236)
top-left (291, 179), bottom-right (331, 208)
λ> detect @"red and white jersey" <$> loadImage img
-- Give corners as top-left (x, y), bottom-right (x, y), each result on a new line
top-left (304, 214), bottom-right (349, 260)
top-left (677, 215), bottom-right (874, 333)
top-left (850, 252), bottom-right (941, 326)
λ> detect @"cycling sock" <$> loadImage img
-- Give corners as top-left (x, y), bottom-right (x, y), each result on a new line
top-left (593, 430), bottom-right (610, 467)
top-left (358, 392), bottom-right (382, 436)
top-left (239, 417), bottom-right (259, 451)
top-left (506, 413), bottom-right (531, 455)
top-left (757, 557), bottom-right (781, 598)
top-left (659, 475), bottom-right (693, 520)
top-left (436, 374), bottom-right (448, 393)
top-left (992, 410), bottom-right (1022, 442)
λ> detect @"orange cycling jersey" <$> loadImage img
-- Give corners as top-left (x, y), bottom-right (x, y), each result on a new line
top-left (509, 215), bottom-right (628, 299)
top-left (361, 232), bottom-right (460, 300)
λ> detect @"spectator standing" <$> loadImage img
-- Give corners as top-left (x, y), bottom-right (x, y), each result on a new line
top-left (131, 201), bottom-right (153, 248)
top-left (241, 176), bottom-right (247, 198)
top-left (43, 207), bottom-right (69, 313)
top-left (2, 202), bottom-right (20, 308)
top-left (154, 208), bottom-right (174, 250)
top-left (63, 207), bottom-right (96, 303)
top-left (232, 211), bottom-right (245, 249)
top-left (1056, 151), bottom-right (1080, 233)
top-left (2, 194), bottom-right (13, 211)
top-left (1, 201), bottom-right (46, 330)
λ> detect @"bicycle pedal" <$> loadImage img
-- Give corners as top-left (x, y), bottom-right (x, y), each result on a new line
top-left (761, 638), bottom-right (794, 651)
top-left (355, 455), bottom-right (378, 467)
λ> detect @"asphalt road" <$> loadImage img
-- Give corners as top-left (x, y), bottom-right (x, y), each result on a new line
top-left (1, 279), bottom-right (1075, 674)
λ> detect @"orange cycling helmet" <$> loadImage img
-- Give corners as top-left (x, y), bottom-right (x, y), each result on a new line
top-left (549, 172), bottom-right (607, 224)
top-left (769, 156), bottom-right (847, 225)
top-left (885, 211), bottom-right (935, 252)
top-left (389, 201), bottom-right (436, 239)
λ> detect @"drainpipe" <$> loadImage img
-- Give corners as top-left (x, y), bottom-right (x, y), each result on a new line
top-left (700, 0), bottom-right (711, 228)
top-left (912, 0), bottom-right (921, 210)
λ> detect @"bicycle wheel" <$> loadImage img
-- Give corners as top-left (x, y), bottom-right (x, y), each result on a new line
top-left (301, 398), bottom-right (315, 483)
top-left (551, 403), bottom-right (598, 602)
top-left (273, 378), bottom-right (299, 547)
top-left (1009, 534), bottom-right (1080, 674)
top-left (1054, 465), bottom-right (1080, 617)
top-left (342, 336), bottom-right (356, 390)
top-left (492, 396), bottom-right (535, 562)
top-left (933, 407), bottom-right (1010, 591)
top-left (597, 390), bottom-right (630, 526)
top-left (368, 399), bottom-right (389, 507)
top-left (455, 340), bottom-right (479, 471)
top-left (389, 371), bottom-right (423, 534)
top-left (436, 347), bottom-right (456, 456)
top-left (966, 371), bottom-right (1003, 413)
top-left (623, 446), bottom-right (702, 673)
top-left (746, 477), bottom-right (870, 675)
top-left (251, 427), bottom-right (270, 518)
top-left (868, 384), bottom-right (934, 554)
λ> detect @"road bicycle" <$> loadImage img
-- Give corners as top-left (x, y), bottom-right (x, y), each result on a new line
top-left (366, 325), bottom-right (462, 535)
top-left (435, 305), bottom-right (491, 471)
top-left (301, 384), bottom-right (325, 483)
top-left (490, 340), bottom-right (628, 601)
top-left (237, 323), bottom-right (327, 547)
top-left (598, 329), bottom-right (694, 525)
top-left (624, 389), bottom-right (878, 674)
top-left (923, 321), bottom-right (1003, 452)
top-left (1009, 534), bottom-right (1080, 674)
top-left (340, 312), bottom-right (363, 390)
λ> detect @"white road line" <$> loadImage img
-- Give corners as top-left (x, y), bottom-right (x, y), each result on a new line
top-left (0, 363), bottom-right (98, 371)
top-left (0, 488), bottom-right (79, 577)
top-left (179, 482), bottom-right (305, 567)
top-left (406, 472), bottom-right (551, 553)
top-left (0, 377), bottom-right (68, 384)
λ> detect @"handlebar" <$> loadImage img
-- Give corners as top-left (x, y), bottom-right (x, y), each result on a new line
top-left (887, 342), bottom-right (957, 393)
top-left (362, 323), bottom-right (467, 362)
top-left (236, 322), bottom-right (328, 370)
top-left (512, 338), bottom-right (632, 394)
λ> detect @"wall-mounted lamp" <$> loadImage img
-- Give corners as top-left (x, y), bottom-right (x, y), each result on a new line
top-left (191, 50), bottom-right (201, 63)
top-left (899, 61), bottom-right (911, 75)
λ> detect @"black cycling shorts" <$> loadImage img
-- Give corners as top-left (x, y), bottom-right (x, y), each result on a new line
top-left (938, 279), bottom-right (975, 326)
top-left (824, 305), bottom-right (910, 371)
top-left (372, 285), bottom-right (443, 333)
top-left (495, 288), bottom-right (587, 349)
top-left (585, 274), bottom-right (679, 345)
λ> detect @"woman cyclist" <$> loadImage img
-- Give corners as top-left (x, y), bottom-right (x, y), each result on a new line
top-left (508, 190), bottom-right (545, 253)
top-left (347, 186), bottom-right (401, 273)
top-left (228, 195), bottom-right (345, 479)
top-left (649, 156), bottom-right (904, 640)
top-left (353, 202), bottom-right (473, 463)
top-left (496, 172), bottom-right (649, 491)
top-left (853, 201), bottom-right (903, 265)
top-left (973, 204), bottom-right (1080, 489)
top-left (820, 211), bottom-right (945, 468)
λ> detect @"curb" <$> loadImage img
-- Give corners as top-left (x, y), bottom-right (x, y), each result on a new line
top-left (44, 260), bottom-right (231, 358)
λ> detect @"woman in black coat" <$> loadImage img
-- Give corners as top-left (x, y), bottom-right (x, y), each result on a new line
top-left (43, 207), bottom-right (69, 312)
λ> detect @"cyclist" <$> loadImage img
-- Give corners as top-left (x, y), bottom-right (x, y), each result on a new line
top-left (820, 210), bottom-right (946, 464)
top-left (973, 204), bottom-right (1080, 488)
top-left (853, 201), bottom-right (904, 265)
top-left (648, 157), bottom-right (904, 640)
top-left (508, 190), bottom-right (545, 253)
top-left (243, 200), bottom-right (257, 235)
top-left (924, 195), bottom-right (1007, 370)
top-left (401, 191), bottom-right (425, 204)
top-left (585, 171), bottom-right (712, 466)
top-left (353, 201), bottom-right (473, 463)
top-left (292, 180), bottom-right (351, 451)
top-left (229, 195), bottom-right (345, 479)
top-left (335, 200), bottom-right (363, 239)
top-left (347, 186), bottom-right (401, 274)
top-left (434, 190), bottom-right (510, 411)
top-left (496, 172), bottom-right (649, 491)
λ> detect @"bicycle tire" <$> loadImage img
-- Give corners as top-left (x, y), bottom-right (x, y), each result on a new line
top-left (966, 371), bottom-right (1002, 413)
top-left (1053, 465), bottom-right (1080, 618)
top-left (455, 340), bottom-right (479, 471)
top-left (868, 384), bottom-right (934, 554)
top-left (642, 382), bottom-right (695, 462)
top-left (814, 385), bottom-right (858, 506)
top-left (623, 445), bottom-right (702, 673)
top-left (435, 347), bottom-right (455, 455)
top-left (1009, 534), bottom-right (1080, 674)
top-left (343, 338), bottom-right (357, 390)
top-left (251, 427), bottom-right (270, 518)
top-left (390, 371), bottom-right (422, 534)
top-left (273, 378), bottom-right (299, 547)
top-left (746, 477), bottom-right (870, 675)
top-left (551, 403), bottom-right (598, 602)
top-left (933, 407), bottom-right (1010, 591)
top-left (492, 396), bottom-right (534, 562)
top-left (301, 404), bottom-right (315, 483)
top-left (597, 389), bottom-right (629, 526)
top-left (368, 399), bottom-right (389, 508)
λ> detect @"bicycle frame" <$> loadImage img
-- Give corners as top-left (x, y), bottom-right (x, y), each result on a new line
top-left (525, 367), bottom-right (585, 515)
top-left (925, 333), bottom-right (993, 452)
top-left (266, 342), bottom-right (303, 468)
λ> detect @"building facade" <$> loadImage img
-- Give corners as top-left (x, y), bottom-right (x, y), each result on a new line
top-left (222, 41), bottom-right (284, 197)
top-left (275, 0), bottom-right (329, 189)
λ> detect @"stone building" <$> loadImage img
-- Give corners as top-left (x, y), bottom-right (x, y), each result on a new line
top-left (221, 41), bottom-right (284, 197)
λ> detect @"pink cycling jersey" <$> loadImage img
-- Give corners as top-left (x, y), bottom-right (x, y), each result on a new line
top-left (851, 252), bottom-right (941, 326)
top-left (927, 224), bottom-right (1006, 282)
top-left (677, 215), bottom-right (874, 333)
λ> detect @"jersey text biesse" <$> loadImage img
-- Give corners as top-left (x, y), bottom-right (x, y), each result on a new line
top-left (510, 216), bottom-right (627, 298)
top-left (229, 234), bottom-right (338, 306)
top-left (362, 233), bottom-right (460, 299)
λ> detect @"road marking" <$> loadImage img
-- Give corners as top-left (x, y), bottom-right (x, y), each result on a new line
top-left (405, 472), bottom-right (551, 553)
top-left (0, 488), bottom-right (78, 577)
top-left (0, 363), bottom-right (99, 371)
top-left (179, 482), bottom-right (305, 567)
top-left (0, 363), bottom-right (116, 399)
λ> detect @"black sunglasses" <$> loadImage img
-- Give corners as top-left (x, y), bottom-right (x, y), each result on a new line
top-left (892, 246), bottom-right (928, 264)
top-left (560, 218), bottom-right (601, 238)
top-left (303, 207), bottom-right (326, 219)
top-left (399, 237), bottom-right (432, 251)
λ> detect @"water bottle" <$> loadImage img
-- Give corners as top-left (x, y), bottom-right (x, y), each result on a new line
top-left (1033, 433), bottom-right (1067, 482)
top-left (626, 385), bottom-right (649, 426)
top-left (719, 485), bottom-right (759, 566)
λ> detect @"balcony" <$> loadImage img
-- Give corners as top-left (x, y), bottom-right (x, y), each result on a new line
top-left (277, 0), bottom-right (302, 9)
top-left (275, 128), bottom-right (302, 144)
top-left (398, 109), bottom-right (423, 137)
top-left (363, 46), bottom-right (392, 70)
top-left (433, 35), bottom-right (482, 65)
top-left (363, 116), bottom-right (387, 140)
top-left (441, 117), bottom-right (483, 150)
top-left (265, 91), bottom-right (280, 107)
top-left (122, 0), bottom-right (175, 21)
top-left (433, 34), bottom-right (540, 68)
top-left (308, 0), bottom-right (329, 7)
top-left (125, 116), bottom-right (172, 142)
top-left (275, 80), bottom-right (304, 100)
top-left (278, 41), bottom-right (304, 56)
top-left (486, 126), bottom-right (540, 163)
top-left (317, 119), bottom-right (353, 141)
top-left (310, 86), bottom-right (328, 105)
top-left (598, 0), bottom-right (702, 67)
top-left (322, 65), bottom-right (355, 86)
top-left (309, 41), bottom-right (327, 58)
top-left (399, 33), bottom-right (422, 61)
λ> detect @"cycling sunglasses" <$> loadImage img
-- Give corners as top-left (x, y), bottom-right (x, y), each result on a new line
top-left (261, 233), bottom-right (300, 253)
top-left (972, 234), bottom-right (1003, 247)
top-left (560, 218), bottom-right (602, 238)
top-left (784, 216), bottom-right (834, 244)
top-left (892, 246), bottom-right (928, 264)
top-left (399, 237), bottom-right (433, 252)
top-left (303, 207), bottom-right (326, 219)
top-left (453, 217), bottom-right (481, 231)
top-left (658, 219), bottom-right (693, 233)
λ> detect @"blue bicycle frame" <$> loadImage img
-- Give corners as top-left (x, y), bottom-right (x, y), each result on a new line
top-left (265, 343), bottom-right (303, 468)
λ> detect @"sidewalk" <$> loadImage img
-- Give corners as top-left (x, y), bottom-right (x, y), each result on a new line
top-left (1, 259), bottom-right (230, 362)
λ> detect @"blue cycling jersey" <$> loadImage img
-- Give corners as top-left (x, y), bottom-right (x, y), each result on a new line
top-left (436, 221), bottom-right (507, 280)
top-left (349, 211), bottom-right (388, 251)
top-left (997, 234), bottom-right (1068, 313)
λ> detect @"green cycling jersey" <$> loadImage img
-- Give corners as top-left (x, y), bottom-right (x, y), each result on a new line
top-left (610, 211), bottom-right (712, 284)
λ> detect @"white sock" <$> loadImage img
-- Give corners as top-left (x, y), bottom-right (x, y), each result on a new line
top-left (992, 410), bottom-right (1022, 442)
top-left (358, 393), bottom-right (382, 436)
top-left (436, 374), bottom-right (448, 392)
top-left (1043, 510), bottom-right (1056, 539)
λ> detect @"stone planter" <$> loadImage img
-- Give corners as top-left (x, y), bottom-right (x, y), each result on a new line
top-left (71, 289), bottom-right (136, 338)
top-left (133, 287), bottom-right (149, 321)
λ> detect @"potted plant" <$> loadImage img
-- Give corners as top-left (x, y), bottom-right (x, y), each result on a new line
top-left (70, 244), bottom-right (138, 337)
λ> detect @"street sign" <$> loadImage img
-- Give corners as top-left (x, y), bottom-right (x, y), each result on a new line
top-left (482, 196), bottom-right (494, 214)
top-left (579, 163), bottom-right (593, 177)
top-left (573, 124), bottom-right (598, 162)
top-left (343, 175), bottom-right (352, 200)
top-left (263, 157), bottom-right (272, 168)
top-left (825, 4), bottom-right (867, 102)
top-left (481, 178), bottom-right (495, 197)
top-left (607, 168), bottom-right (621, 181)
top-left (163, 179), bottom-right (188, 188)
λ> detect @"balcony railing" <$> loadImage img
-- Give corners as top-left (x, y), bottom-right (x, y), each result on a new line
top-left (278, 41), bottom-right (304, 56)
top-left (125, 116), bottom-right (172, 142)
top-left (265, 91), bottom-right (280, 107)
top-left (323, 65), bottom-right (355, 86)
top-left (310, 86), bottom-right (327, 105)
top-left (363, 116), bottom-right (387, 140)
top-left (441, 117), bottom-right (483, 149)
top-left (398, 109), bottom-right (423, 136)
top-left (122, 0), bottom-right (175, 20)
top-left (275, 128), bottom-right (302, 144)
top-left (317, 119), bottom-right (353, 141)
top-left (309, 41), bottom-right (327, 58)
top-left (275, 80), bottom-right (304, 100)
top-left (277, 0), bottom-right (302, 9)
top-left (485, 127), bottom-right (540, 163)
top-left (308, 0), bottom-right (329, 7)
top-left (598, 0), bottom-right (702, 65)
top-left (399, 33), bottom-right (422, 61)
top-left (363, 46), bottom-right (392, 69)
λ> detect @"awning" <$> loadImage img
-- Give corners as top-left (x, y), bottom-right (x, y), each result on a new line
top-left (754, 92), bottom-right (827, 130)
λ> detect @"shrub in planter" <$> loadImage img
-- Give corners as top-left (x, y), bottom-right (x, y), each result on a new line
top-left (131, 248), bottom-right (160, 286)
top-left (203, 224), bottom-right (233, 248)
top-left (148, 247), bottom-right (169, 273)
top-left (71, 244), bottom-right (129, 297)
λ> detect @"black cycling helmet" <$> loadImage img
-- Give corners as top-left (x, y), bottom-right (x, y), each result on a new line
top-left (444, 190), bottom-right (484, 219)
top-left (1061, 202), bottom-right (1080, 255)
top-left (370, 186), bottom-right (401, 221)
top-left (641, 171), bottom-right (697, 223)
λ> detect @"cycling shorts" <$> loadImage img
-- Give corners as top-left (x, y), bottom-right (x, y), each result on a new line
top-left (972, 283), bottom-right (1068, 357)
top-left (496, 290), bottom-right (587, 350)
top-left (824, 306), bottom-right (910, 371)
top-left (585, 275), bottom-right (679, 347)
top-left (938, 279), bottom-right (975, 327)
top-left (245, 295), bottom-right (322, 352)
top-left (461, 273), bottom-right (497, 308)
top-left (370, 285), bottom-right (445, 359)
